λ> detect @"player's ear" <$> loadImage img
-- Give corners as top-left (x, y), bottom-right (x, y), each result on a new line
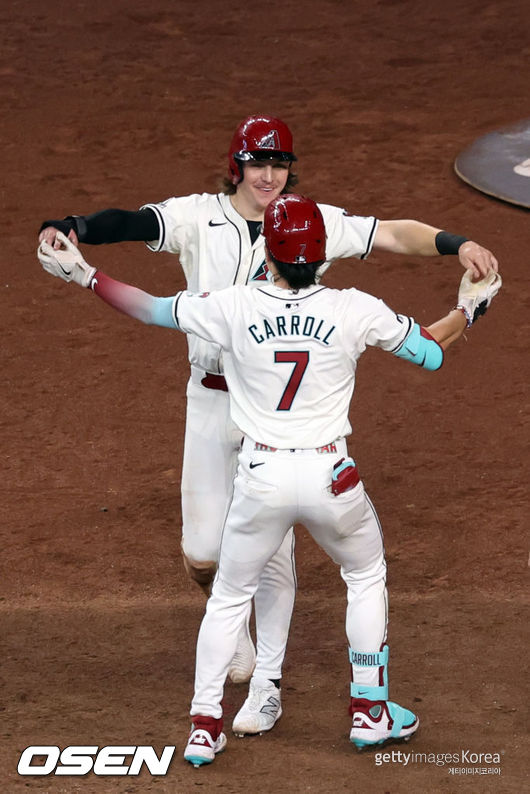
top-left (265, 257), bottom-right (278, 277)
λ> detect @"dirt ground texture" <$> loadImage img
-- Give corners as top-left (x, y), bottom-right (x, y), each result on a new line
top-left (2, 0), bottom-right (529, 792)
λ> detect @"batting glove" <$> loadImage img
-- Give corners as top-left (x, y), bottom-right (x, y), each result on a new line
top-left (38, 230), bottom-right (96, 288)
top-left (455, 269), bottom-right (502, 328)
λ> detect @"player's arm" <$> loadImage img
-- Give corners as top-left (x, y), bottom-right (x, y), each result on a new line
top-left (38, 208), bottom-right (159, 248)
top-left (373, 219), bottom-right (498, 279)
top-left (88, 273), bottom-right (230, 345)
top-left (391, 269), bottom-right (502, 369)
top-left (37, 232), bottom-right (233, 344)
top-left (91, 272), bottom-right (178, 328)
top-left (390, 315), bottom-right (462, 372)
top-left (424, 312), bottom-right (466, 350)
top-left (38, 231), bottom-right (178, 327)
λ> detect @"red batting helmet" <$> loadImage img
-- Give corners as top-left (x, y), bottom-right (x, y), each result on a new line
top-left (263, 194), bottom-right (326, 265)
top-left (228, 115), bottom-right (297, 184)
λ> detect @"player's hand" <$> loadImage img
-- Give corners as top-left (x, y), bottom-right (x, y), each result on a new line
top-left (458, 241), bottom-right (498, 279)
top-left (456, 268), bottom-right (502, 327)
top-left (38, 225), bottom-right (79, 249)
top-left (38, 231), bottom-right (96, 287)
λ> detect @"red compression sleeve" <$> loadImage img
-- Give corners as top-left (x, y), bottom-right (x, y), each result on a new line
top-left (90, 271), bottom-right (160, 324)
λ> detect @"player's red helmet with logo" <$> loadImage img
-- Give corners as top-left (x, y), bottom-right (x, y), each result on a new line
top-left (228, 115), bottom-right (297, 184)
top-left (263, 194), bottom-right (326, 265)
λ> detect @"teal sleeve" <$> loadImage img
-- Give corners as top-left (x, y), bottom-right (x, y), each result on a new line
top-left (150, 296), bottom-right (179, 328)
top-left (392, 322), bottom-right (443, 371)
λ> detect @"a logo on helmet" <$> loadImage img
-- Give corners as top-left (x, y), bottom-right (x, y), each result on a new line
top-left (294, 244), bottom-right (307, 264)
top-left (256, 130), bottom-right (281, 150)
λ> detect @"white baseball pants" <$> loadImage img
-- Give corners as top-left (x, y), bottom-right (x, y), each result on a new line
top-left (190, 437), bottom-right (388, 718)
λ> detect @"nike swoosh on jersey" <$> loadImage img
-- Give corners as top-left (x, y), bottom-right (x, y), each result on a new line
top-left (249, 461), bottom-right (265, 469)
top-left (208, 220), bottom-right (227, 227)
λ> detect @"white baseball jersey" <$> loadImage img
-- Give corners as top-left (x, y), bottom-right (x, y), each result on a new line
top-left (172, 282), bottom-right (411, 448)
top-left (142, 193), bottom-right (378, 374)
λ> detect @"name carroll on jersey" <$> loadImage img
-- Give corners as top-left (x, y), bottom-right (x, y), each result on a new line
top-left (248, 314), bottom-right (336, 345)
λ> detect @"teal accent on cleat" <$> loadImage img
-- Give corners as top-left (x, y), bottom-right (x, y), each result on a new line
top-left (387, 701), bottom-right (417, 738)
top-left (350, 698), bottom-right (419, 749)
top-left (185, 754), bottom-right (213, 767)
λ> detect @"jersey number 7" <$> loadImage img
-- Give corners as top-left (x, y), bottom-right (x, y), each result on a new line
top-left (274, 351), bottom-right (309, 411)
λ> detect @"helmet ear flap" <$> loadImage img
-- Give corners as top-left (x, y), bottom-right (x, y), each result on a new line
top-left (230, 160), bottom-right (244, 185)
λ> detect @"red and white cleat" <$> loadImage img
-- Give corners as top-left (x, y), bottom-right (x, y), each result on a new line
top-left (350, 698), bottom-right (419, 750)
top-left (184, 716), bottom-right (227, 767)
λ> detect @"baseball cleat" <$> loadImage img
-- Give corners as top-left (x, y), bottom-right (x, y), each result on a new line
top-left (228, 619), bottom-right (256, 684)
top-left (350, 698), bottom-right (419, 750)
top-left (184, 716), bottom-right (227, 767)
top-left (232, 678), bottom-right (282, 736)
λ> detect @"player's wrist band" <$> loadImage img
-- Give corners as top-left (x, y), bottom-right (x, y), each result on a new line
top-left (63, 215), bottom-right (88, 242)
top-left (453, 304), bottom-right (472, 328)
top-left (435, 231), bottom-right (468, 255)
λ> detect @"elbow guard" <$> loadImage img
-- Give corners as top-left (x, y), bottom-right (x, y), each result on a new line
top-left (393, 322), bottom-right (443, 371)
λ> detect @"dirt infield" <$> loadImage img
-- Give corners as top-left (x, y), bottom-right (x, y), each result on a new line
top-left (2, 0), bottom-right (528, 791)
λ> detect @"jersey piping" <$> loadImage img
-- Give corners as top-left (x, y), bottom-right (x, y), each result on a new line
top-left (256, 286), bottom-right (328, 302)
top-left (173, 291), bottom-right (185, 329)
top-left (360, 217), bottom-right (378, 259)
top-left (216, 194), bottom-right (244, 285)
top-left (143, 204), bottom-right (166, 251)
top-left (388, 315), bottom-right (413, 352)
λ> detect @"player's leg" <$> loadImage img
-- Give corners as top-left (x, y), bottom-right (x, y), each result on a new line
top-left (338, 492), bottom-right (418, 749)
top-left (182, 379), bottom-right (297, 691)
top-left (180, 379), bottom-right (256, 680)
top-left (300, 455), bottom-right (418, 749)
top-left (180, 379), bottom-right (239, 586)
top-left (232, 528), bottom-right (295, 735)
top-left (253, 528), bottom-right (296, 680)
top-left (301, 469), bottom-right (388, 670)
top-left (186, 455), bottom-right (294, 765)
top-left (231, 444), bottom-right (296, 735)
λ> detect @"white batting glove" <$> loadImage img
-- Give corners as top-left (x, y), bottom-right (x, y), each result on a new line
top-left (38, 230), bottom-right (96, 288)
top-left (456, 269), bottom-right (502, 328)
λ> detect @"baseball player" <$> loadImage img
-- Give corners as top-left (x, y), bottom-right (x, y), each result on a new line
top-left (37, 195), bottom-right (501, 763)
top-left (38, 115), bottom-right (499, 734)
